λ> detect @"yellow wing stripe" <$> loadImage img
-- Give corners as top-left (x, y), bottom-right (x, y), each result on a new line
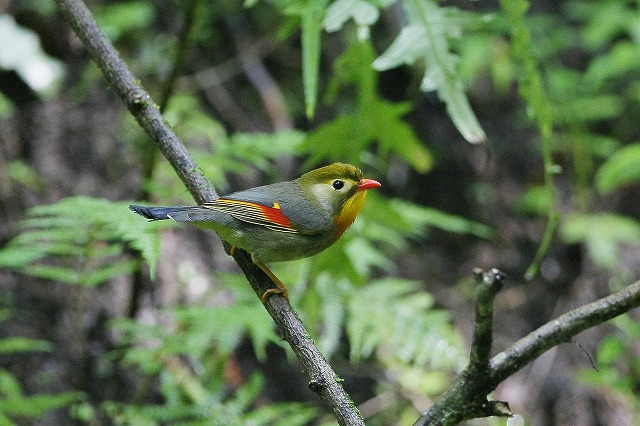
top-left (203, 198), bottom-right (299, 233)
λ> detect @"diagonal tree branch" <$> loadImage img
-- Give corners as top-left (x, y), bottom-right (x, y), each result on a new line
top-left (414, 272), bottom-right (640, 426)
top-left (55, 1), bottom-right (363, 424)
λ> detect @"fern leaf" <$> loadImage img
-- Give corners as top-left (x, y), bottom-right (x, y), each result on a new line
top-left (373, 0), bottom-right (486, 143)
top-left (347, 278), bottom-right (464, 369)
top-left (0, 197), bottom-right (162, 285)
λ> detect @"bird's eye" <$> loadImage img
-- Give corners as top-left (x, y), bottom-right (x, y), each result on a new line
top-left (332, 179), bottom-right (344, 190)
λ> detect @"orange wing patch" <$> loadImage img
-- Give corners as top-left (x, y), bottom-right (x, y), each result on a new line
top-left (260, 202), bottom-right (292, 229)
top-left (203, 198), bottom-right (298, 233)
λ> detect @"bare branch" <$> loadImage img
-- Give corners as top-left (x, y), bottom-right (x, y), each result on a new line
top-left (414, 274), bottom-right (640, 426)
top-left (490, 280), bottom-right (640, 383)
top-left (55, 1), bottom-right (363, 424)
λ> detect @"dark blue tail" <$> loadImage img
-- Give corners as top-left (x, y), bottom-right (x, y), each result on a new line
top-left (129, 205), bottom-right (177, 220)
top-left (129, 204), bottom-right (221, 222)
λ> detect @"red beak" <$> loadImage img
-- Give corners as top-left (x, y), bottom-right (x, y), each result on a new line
top-left (357, 178), bottom-right (382, 191)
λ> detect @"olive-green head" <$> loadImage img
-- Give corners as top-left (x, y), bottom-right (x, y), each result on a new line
top-left (297, 163), bottom-right (381, 236)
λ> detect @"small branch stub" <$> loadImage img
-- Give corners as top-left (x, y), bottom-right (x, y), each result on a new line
top-left (414, 268), bottom-right (508, 426)
top-left (309, 377), bottom-right (325, 393)
top-left (474, 268), bottom-right (506, 298)
top-left (470, 268), bottom-right (505, 369)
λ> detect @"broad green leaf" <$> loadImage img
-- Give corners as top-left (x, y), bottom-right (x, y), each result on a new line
top-left (298, 0), bottom-right (328, 119)
top-left (0, 246), bottom-right (47, 268)
top-left (561, 214), bottom-right (640, 244)
top-left (69, 402), bottom-right (95, 422)
top-left (584, 41), bottom-right (640, 90)
top-left (8, 160), bottom-right (45, 191)
top-left (0, 337), bottom-right (52, 354)
top-left (514, 186), bottom-right (553, 216)
top-left (95, 1), bottom-right (155, 41)
top-left (589, 135), bottom-right (621, 158)
top-left (596, 335), bottom-right (626, 365)
top-left (324, 0), bottom-right (379, 33)
top-left (389, 198), bottom-right (495, 239)
top-left (0, 392), bottom-right (83, 418)
top-left (553, 95), bottom-right (624, 124)
top-left (82, 259), bottom-right (139, 287)
top-left (373, 0), bottom-right (486, 143)
top-left (0, 370), bottom-right (22, 398)
top-left (561, 213), bottom-right (640, 268)
top-left (595, 143), bottom-right (640, 194)
top-left (226, 131), bottom-right (306, 173)
top-left (565, 0), bottom-right (632, 51)
top-left (22, 265), bottom-right (81, 284)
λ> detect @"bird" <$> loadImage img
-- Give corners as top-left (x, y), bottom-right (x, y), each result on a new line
top-left (129, 163), bottom-right (381, 302)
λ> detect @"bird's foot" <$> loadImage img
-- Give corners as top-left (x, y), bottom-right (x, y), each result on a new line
top-left (256, 262), bottom-right (290, 303)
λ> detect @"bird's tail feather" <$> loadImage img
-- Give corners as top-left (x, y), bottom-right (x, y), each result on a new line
top-left (129, 205), bottom-right (216, 222)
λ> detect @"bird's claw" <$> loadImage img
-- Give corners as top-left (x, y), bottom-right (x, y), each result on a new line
top-left (260, 287), bottom-right (290, 303)
top-left (256, 261), bottom-right (290, 304)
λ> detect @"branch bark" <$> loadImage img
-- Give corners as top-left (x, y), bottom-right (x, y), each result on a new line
top-left (414, 273), bottom-right (640, 426)
top-left (55, 1), bottom-right (363, 424)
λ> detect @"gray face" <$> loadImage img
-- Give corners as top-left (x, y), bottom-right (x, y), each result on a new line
top-left (308, 178), bottom-right (359, 216)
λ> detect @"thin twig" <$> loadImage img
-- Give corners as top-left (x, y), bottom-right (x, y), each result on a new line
top-left (55, 1), bottom-right (363, 424)
top-left (226, 15), bottom-right (294, 131)
top-left (140, 0), bottom-right (201, 199)
top-left (57, 0), bottom-right (214, 203)
top-left (130, 0), bottom-right (202, 318)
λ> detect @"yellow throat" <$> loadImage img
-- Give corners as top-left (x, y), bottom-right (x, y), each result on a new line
top-left (334, 190), bottom-right (368, 237)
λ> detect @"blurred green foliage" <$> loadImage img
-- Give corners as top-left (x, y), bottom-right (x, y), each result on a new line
top-left (0, 197), bottom-right (163, 282)
top-left (577, 314), bottom-right (640, 412)
top-left (2, 0), bottom-right (640, 424)
top-left (0, 310), bottom-right (83, 423)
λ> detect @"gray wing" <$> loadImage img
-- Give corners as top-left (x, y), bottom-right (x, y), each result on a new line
top-left (221, 181), bottom-right (333, 234)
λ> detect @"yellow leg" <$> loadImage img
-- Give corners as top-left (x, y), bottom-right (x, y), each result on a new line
top-left (256, 262), bottom-right (290, 303)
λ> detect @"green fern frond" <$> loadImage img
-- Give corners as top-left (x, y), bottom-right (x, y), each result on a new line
top-left (0, 196), bottom-right (163, 284)
top-left (347, 278), bottom-right (464, 369)
top-left (0, 369), bottom-right (83, 421)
